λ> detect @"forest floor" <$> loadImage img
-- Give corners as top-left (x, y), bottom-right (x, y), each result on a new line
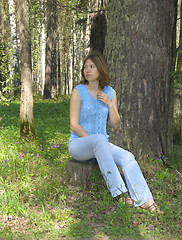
top-left (0, 97), bottom-right (181, 240)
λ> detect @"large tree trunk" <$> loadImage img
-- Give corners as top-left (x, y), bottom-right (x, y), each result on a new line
top-left (105, 0), bottom-right (176, 160)
top-left (44, 0), bottom-right (57, 99)
top-left (16, 0), bottom-right (35, 138)
top-left (90, 0), bottom-right (107, 54)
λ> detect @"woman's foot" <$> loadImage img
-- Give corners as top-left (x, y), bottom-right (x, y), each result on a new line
top-left (115, 192), bottom-right (133, 206)
top-left (140, 199), bottom-right (163, 215)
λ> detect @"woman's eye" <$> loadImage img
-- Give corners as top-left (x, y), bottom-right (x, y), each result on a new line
top-left (84, 65), bottom-right (95, 69)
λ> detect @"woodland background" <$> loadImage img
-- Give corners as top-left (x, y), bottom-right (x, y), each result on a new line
top-left (0, 0), bottom-right (182, 160)
top-left (0, 1), bottom-right (182, 239)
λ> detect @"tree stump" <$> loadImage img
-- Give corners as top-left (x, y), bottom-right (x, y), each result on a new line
top-left (65, 159), bottom-right (100, 189)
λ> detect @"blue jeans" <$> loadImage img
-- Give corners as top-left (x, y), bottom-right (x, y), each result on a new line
top-left (68, 134), bottom-right (153, 207)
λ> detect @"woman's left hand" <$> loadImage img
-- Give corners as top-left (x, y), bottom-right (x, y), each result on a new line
top-left (97, 91), bottom-right (111, 106)
top-left (98, 89), bottom-right (120, 129)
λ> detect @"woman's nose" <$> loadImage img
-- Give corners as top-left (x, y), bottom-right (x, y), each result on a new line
top-left (85, 67), bottom-right (90, 72)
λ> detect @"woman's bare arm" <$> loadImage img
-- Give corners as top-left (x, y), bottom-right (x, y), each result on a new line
top-left (108, 90), bottom-right (120, 129)
top-left (70, 89), bottom-right (90, 137)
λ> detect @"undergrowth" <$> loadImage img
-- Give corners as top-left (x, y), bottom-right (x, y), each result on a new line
top-left (0, 97), bottom-right (181, 239)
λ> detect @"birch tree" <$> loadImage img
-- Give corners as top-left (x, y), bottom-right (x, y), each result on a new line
top-left (8, 0), bottom-right (20, 95)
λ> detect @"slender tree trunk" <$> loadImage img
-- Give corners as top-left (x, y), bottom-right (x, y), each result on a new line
top-left (57, 40), bottom-right (61, 95)
top-left (105, 0), bottom-right (176, 160)
top-left (44, 0), bottom-right (57, 99)
top-left (41, 24), bottom-right (46, 96)
top-left (174, 0), bottom-right (182, 144)
top-left (168, 0), bottom-right (178, 147)
top-left (176, 0), bottom-right (182, 81)
top-left (0, 0), bottom-right (7, 92)
top-left (16, 0), bottom-right (35, 138)
top-left (8, 0), bottom-right (20, 96)
top-left (72, 14), bottom-right (76, 89)
top-left (3, 0), bottom-right (6, 39)
top-left (0, 2), bottom-right (2, 34)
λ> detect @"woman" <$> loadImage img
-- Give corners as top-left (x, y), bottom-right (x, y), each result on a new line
top-left (68, 51), bottom-right (162, 214)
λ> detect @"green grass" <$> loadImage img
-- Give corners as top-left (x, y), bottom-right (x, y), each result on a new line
top-left (0, 97), bottom-right (182, 239)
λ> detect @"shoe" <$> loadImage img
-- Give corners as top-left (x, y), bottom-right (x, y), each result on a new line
top-left (140, 202), bottom-right (164, 215)
top-left (115, 193), bottom-right (133, 207)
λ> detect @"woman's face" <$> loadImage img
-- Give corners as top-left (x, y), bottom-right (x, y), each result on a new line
top-left (83, 59), bottom-right (100, 82)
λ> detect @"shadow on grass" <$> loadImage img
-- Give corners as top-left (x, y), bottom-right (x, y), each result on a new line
top-left (60, 170), bottom-right (143, 240)
top-left (61, 216), bottom-right (142, 239)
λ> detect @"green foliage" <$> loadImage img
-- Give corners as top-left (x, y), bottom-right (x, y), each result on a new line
top-left (58, 0), bottom-right (89, 10)
top-left (0, 39), bottom-right (12, 92)
top-left (0, 37), bottom-right (19, 100)
top-left (73, 0), bottom-right (89, 11)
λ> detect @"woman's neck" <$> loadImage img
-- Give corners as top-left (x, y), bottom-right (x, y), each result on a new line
top-left (87, 81), bottom-right (100, 91)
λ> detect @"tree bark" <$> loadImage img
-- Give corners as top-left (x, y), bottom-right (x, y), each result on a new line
top-left (16, 0), bottom-right (35, 138)
top-left (105, 0), bottom-right (176, 160)
top-left (176, 0), bottom-right (182, 82)
top-left (90, 0), bottom-right (107, 53)
top-left (90, 12), bottom-right (107, 54)
top-left (3, 0), bottom-right (7, 39)
top-left (44, 0), bottom-right (57, 99)
top-left (8, 0), bottom-right (20, 96)
top-left (174, 0), bottom-right (182, 144)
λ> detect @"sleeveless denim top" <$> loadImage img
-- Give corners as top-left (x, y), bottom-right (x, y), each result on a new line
top-left (69, 84), bottom-right (114, 142)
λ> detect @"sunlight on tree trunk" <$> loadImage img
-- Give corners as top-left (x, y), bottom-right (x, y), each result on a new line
top-left (176, 0), bottom-right (182, 82)
top-left (8, 0), bottom-right (20, 96)
top-left (174, 0), bottom-right (182, 144)
top-left (16, 0), bottom-right (35, 138)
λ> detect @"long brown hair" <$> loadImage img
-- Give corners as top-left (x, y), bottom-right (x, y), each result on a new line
top-left (80, 51), bottom-right (111, 89)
